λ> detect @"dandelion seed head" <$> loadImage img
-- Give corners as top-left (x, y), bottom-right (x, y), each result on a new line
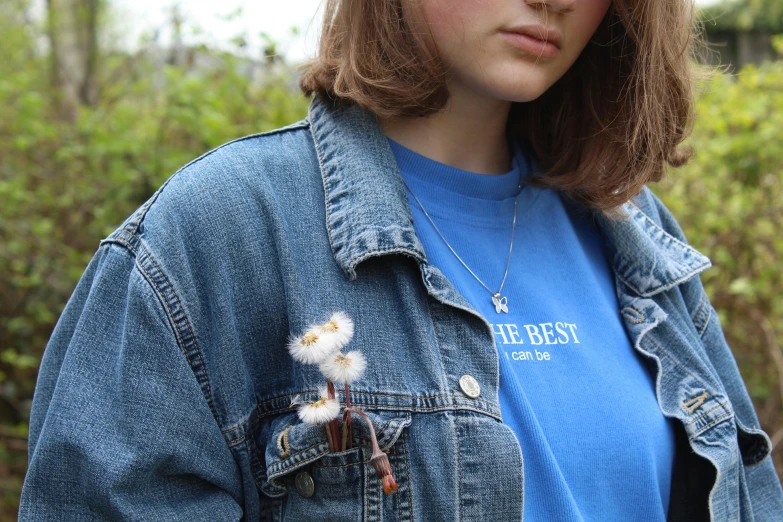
top-left (287, 328), bottom-right (336, 365)
top-left (315, 311), bottom-right (355, 352)
top-left (301, 331), bottom-right (319, 345)
top-left (297, 395), bottom-right (340, 425)
top-left (320, 319), bottom-right (339, 333)
top-left (319, 350), bottom-right (367, 384)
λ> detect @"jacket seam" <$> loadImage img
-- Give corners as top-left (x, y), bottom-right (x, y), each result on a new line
top-left (685, 403), bottom-right (730, 426)
top-left (621, 200), bottom-right (711, 296)
top-left (351, 245), bottom-right (425, 274)
top-left (628, 198), bottom-right (708, 259)
top-left (647, 333), bottom-right (721, 394)
top-left (696, 298), bottom-right (713, 338)
top-left (101, 232), bottom-right (223, 427)
top-left (400, 428), bottom-right (415, 522)
top-left (421, 290), bottom-right (452, 394)
top-left (616, 262), bottom-right (710, 298)
top-left (223, 390), bottom-right (502, 438)
top-left (97, 242), bottom-right (180, 346)
top-left (309, 111), bottom-right (341, 274)
top-left (246, 424), bottom-right (273, 496)
top-left (456, 419), bottom-right (464, 522)
top-left (686, 286), bottom-right (713, 338)
top-left (223, 397), bottom-right (501, 446)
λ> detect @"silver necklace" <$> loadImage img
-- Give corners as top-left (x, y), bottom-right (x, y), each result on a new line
top-left (399, 169), bottom-right (524, 314)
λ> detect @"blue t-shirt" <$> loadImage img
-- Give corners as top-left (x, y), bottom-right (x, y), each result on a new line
top-left (387, 135), bottom-right (676, 521)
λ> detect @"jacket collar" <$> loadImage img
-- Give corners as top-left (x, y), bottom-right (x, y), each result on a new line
top-left (308, 93), bottom-right (428, 280)
top-left (592, 201), bottom-right (712, 297)
top-left (307, 93), bottom-right (711, 297)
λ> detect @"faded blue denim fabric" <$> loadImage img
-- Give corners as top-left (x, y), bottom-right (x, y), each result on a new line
top-left (19, 92), bottom-right (783, 521)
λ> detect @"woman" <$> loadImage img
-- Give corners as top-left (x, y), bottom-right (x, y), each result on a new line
top-left (19, 0), bottom-right (782, 520)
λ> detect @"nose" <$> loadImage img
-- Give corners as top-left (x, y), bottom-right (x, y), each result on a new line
top-left (525, 0), bottom-right (576, 14)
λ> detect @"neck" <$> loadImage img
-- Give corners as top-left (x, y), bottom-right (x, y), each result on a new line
top-left (378, 83), bottom-right (513, 175)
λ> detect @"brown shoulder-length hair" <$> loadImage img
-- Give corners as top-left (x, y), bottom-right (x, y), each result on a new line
top-left (297, 0), bottom-right (714, 215)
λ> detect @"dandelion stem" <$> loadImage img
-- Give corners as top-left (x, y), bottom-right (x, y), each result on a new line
top-left (341, 411), bottom-right (349, 451)
top-left (324, 421), bottom-right (335, 450)
top-left (343, 407), bottom-right (399, 495)
top-left (344, 382), bottom-right (353, 449)
top-left (326, 380), bottom-right (340, 451)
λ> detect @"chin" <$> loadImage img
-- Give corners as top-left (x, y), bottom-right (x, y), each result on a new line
top-left (471, 62), bottom-right (559, 103)
top-left (485, 79), bottom-right (554, 104)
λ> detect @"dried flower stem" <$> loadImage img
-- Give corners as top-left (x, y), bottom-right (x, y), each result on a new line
top-left (324, 419), bottom-right (336, 450)
top-left (342, 407), bottom-right (399, 494)
top-left (326, 380), bottom-right (341, 451)
top-left (342, 382), bottom-right (354, 449)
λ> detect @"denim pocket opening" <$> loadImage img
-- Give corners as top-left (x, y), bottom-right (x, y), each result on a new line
top-left (260, 409), bottom-right (412, 498)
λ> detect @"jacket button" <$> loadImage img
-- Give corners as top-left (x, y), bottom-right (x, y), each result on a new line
top-left (294, 470), bottom-right (315, 498)
top-left (459, 374), bottom-right (481, 398)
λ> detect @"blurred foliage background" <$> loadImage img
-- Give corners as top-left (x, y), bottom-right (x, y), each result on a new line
top-left (0, 0), bottom-right (781, 518)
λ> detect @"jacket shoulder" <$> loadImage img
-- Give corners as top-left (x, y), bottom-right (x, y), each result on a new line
top-left (101, 118), bottom-right (314, 249)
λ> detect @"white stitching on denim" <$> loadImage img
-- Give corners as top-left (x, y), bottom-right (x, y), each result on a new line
top-left (627, 200), bottom-right (712, 261)
top-left (622, 307), bottom-right (646, 324)
top-left (276, 426), bottom-right (292, 458)
top-left (682, 391), bottom-right (709, 414)
top-left (400, 429), bottom-right (415, 522)
top-left (698, 303), bottom-right (713, 337)
top-left (456, 419), bottom-right (463, 522)
top-left (422, 294), bottom-right (453, 394)
top-left (690, 292), bottom-right (709, 334)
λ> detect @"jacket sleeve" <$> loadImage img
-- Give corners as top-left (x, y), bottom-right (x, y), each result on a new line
top-left (645, 188), bottom-right (783, 520)
top-left (19, 242), bottom-right (244, 521)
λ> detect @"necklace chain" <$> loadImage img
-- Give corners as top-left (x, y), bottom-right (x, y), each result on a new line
top-left (399, 172), bottom-right (523, 314)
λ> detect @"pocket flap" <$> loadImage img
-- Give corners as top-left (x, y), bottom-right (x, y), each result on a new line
top-left (263, 409), bottom-right (412, 495)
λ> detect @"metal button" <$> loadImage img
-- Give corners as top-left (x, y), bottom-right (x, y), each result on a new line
top-left (294, 470), bottom-right (315, 498)
top-left (459, 374), bottom-right (481, 399)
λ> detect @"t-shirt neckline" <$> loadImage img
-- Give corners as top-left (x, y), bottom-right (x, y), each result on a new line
top-left (386, 135), bottom-right (536, 201)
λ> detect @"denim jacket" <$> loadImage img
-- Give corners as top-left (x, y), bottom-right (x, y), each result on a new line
top-left (20, 92), bottom-right (783, 521)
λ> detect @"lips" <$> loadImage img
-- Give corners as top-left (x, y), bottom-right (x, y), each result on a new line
top-left (502, 24), bottom-right (563, 50)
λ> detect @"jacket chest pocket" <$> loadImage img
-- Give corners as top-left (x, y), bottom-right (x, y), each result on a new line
top-left (251, 409), bottom-right (413, 522)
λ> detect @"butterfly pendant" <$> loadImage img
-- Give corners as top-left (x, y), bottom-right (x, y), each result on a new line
top-left (492, 293), bottom-right (509, 314)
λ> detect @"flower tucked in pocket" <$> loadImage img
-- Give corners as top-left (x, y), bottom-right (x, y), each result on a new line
top-left (256, 408), bottom-right (413, 521)
top-left (264, 409), bottom-right (412, 494)
top-left (284, 310), bottom-right (401, 494)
